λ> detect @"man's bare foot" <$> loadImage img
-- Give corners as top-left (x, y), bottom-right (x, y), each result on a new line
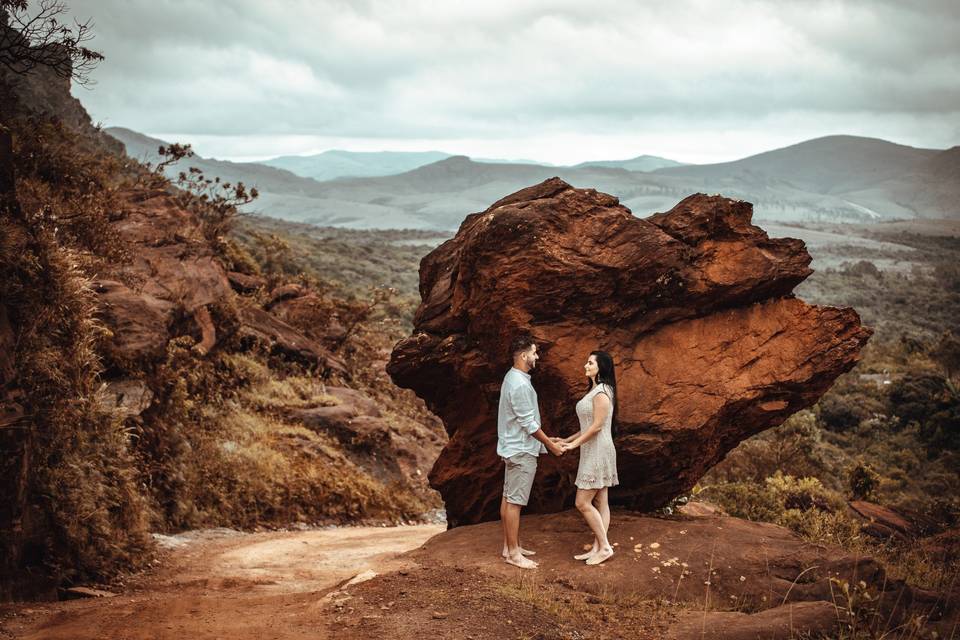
top-left (504, 554), bottom-right (538, 569)
top-left (585, 546), bottom-right (614, 565)
top-left (501, 547), bottom-right (536, 558)
top-left (574, 545), bottom-right (598, 561)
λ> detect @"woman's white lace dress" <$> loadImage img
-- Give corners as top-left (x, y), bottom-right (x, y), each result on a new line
top-left (574, 383), bottom-right (619, 490)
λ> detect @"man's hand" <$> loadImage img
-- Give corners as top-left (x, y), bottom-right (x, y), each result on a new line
top-left (547, 440), bottom-right (564, 457)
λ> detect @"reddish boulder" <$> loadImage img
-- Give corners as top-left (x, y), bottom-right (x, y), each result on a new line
top-left (237, 305), bottom-right (347, 375)
top-left (666, 601), bottom-right (840, 640)
top-left (848, 500), bottom-right (938, 540)
top-left (227, 271), bottom-right (266, 294)
top-left (92, 279), bottom-right (175, 360)
top-left (112, 190), bottom-right (233, 313)
top-left (388, 179), bottom-right (872, 527)
top-left (267, 283), bottom-right (306, 308)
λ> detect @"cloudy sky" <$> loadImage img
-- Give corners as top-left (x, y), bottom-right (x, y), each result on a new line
top-left (67, 0), bottom-right (960, 164)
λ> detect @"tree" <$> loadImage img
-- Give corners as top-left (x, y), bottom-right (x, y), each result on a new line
top-left (0, 0), bottom-right (103, 85)
top-left (931, 331), bottom-right (960, 381)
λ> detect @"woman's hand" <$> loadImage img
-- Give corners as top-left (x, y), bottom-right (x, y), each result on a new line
top-left (560, 441), bottom-right (579, 452)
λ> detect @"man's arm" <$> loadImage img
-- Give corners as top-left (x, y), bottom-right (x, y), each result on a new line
top-left (531, 427), bottom-right (563, 456)
top-left (511, 385), bottom-right (563, 456)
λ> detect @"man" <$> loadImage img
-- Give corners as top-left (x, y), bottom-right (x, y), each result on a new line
top-left (499, 334), bottom-right (564, 569)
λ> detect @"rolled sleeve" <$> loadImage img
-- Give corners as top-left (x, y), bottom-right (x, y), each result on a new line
top-left (510, 384), bottom-right (541, 434)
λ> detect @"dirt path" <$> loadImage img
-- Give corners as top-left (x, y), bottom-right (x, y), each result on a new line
top-left (0, 524), bottom-right (445, 640)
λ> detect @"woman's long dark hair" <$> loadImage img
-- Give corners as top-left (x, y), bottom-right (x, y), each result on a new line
top-left (586, 350), bottom-right (618, 437)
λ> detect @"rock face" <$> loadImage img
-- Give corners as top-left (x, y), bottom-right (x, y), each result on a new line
top-left (388, 178), bottom-right (872, 527)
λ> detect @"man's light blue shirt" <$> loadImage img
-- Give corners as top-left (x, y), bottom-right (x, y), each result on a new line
top-left (497, 367), bottom-right (547, 458)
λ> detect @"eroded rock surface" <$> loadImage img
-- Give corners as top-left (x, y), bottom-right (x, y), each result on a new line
top-left (414, 510), bottom-right (954, 636)
top-left (388, 179), bottom-right (872, 526)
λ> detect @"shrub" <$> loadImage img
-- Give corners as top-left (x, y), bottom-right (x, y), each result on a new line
top-left (818, 394), bottom-right (865, 431)
top-left (1, 203), bottom-right (152, 590)
top-left (847, 461), bottom-right (880, 500)
top-left (888, 372), bottom-right (960, 451)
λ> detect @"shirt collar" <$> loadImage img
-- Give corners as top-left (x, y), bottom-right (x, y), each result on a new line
top-left (510, 366), bottom-right (531, 380)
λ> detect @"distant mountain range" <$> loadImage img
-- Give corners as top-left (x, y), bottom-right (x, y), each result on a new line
top-left (262, 150), bottom-right (453, 182)
top-left (575, 155), bottom-right (686, 172)
top-left (260, 150), bottom-right (684, 180)
top-left (105, 127), bottom-right (960, 230)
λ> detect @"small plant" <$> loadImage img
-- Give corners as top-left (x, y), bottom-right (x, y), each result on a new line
top-left (332, 285), bottom-right (398, 352)
top-left (848, 461), bottom-right (880, 500)
top-left (829, 577), bottom-right (886, 639)
top-left (173, 166), bottom-right (258, 243)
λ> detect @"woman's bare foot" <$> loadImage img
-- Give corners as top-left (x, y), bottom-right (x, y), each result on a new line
top-left (504, 553), bottom-right (539, 569)
top-left (501, 546), bottom-right (536, 559)
top-left (574, 544), bottom-right (598, 561)
top-left (585, 546), bottom-right (614, 565)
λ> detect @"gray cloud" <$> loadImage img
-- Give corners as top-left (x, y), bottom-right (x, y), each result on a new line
top-left (65, 0), bottom-right (960, 162)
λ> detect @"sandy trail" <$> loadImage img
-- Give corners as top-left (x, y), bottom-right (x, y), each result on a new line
top-left (0, 524), bottom-right (445, 640)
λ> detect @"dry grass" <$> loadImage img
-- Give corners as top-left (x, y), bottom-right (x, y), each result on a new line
top-left (1, 213), bottom-right (153, 586)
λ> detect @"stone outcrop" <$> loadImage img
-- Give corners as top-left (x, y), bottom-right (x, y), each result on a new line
top-left (415, 510), bottom-right (954, 635)
top-left (286, 385), bottom-right (443, 486)
top-left (97, 380), bottom-right (154, 418)
top-left (848, 500), bottom-right (938, 541)
top-left (91, 189), bottom-right (233, 364)
top-left (90, 189), bottom-right (347, 375)
top-left (388, 178), bottom-right (872, 526)
top-left (666, 601), bottom-right (840, 640)
top-left (237, 306), bottom-right (347, 375)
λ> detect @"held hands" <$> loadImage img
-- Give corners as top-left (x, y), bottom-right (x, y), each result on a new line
top-left (547, 436), bottom-right (577, 454)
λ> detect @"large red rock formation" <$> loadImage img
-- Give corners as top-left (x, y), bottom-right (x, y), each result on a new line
top-left (388, 178), bottom-right (871, 527)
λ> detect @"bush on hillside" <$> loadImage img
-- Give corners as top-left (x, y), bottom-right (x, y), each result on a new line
top-left (1, 166), bottom-right (152, 590)
top-left (888, 372), bottom-right (960, 451)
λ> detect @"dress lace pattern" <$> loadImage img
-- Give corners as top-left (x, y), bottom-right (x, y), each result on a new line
top-left (574, 384), bottom-right (619, 490)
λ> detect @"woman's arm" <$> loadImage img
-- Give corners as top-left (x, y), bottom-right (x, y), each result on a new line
top-left (562, 392), bottom-right (611, 450)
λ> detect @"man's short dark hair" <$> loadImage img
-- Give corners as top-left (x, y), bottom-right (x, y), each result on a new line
top-left (510, 334), bottom-right (536, 358)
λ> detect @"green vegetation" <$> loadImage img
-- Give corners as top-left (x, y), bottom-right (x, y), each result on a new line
top-left (699, 230), bottom-right (960, 600)
top-left (232, 215), bottom-right (446, 317)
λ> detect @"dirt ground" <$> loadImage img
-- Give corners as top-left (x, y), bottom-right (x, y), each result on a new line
top-left (0, 518), bottom-right (678, 640)
top-left (0, 524), bottom-right (445, 640)
top-left (1, 511), bottom-right (955, 640)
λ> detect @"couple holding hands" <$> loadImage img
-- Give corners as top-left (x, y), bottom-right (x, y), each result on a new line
top-left (498, 334), bottom-right (619, 569)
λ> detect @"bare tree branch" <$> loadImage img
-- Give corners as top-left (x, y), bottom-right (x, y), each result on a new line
top-left (0, 0), bottom-right (104, 86)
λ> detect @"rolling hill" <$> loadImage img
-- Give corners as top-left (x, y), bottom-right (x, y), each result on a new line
top-left (105, 128), bottom-right (960, 230)
top-left (262, 149), bottom-right (452, 182)
top-left (574, 154), bottom-right (686, 172)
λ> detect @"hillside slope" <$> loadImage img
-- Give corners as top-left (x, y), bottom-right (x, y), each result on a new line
top-left (109, 128), bottom-right (960, 229)
top-left (1, 55), bottom-right (444, 600)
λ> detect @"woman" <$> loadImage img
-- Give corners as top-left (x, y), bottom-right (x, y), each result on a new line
top-left (558, 350), bottom-right (619, 565)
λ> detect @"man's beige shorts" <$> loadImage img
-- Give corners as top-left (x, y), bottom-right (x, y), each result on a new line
top-left (502, 453), bottom-right (538, 506)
